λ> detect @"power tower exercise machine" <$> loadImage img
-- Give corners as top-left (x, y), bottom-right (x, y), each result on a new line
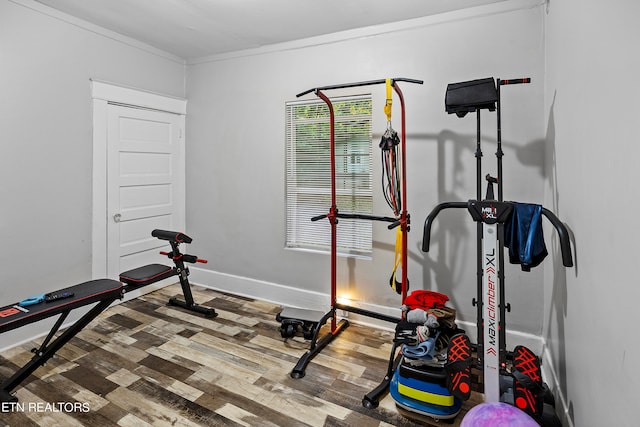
top-left (277, 78), bottom-right (422, 404)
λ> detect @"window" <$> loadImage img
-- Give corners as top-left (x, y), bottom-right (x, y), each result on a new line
top-left (285, 95), bottom-right (373, 256)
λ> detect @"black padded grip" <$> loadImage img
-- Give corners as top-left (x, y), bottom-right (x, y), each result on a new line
top-left (541, 208), bottom-right (574, 268)
top-left (499, 77), bottom-right (531, 85)
top-left (151, 229), bottom-right (192, 244)
top-left (422, 202), bottom-right (468, 252)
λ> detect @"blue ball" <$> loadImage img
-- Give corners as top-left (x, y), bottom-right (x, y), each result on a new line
top-left (461, 402), bottom-right (538, 427)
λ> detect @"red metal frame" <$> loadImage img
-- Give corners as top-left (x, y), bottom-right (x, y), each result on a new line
top-left (289, 79), bottom-right (422, 390)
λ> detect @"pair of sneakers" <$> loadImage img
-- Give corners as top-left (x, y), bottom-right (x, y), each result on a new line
top-left (445, 334), bottom-right (543, 419)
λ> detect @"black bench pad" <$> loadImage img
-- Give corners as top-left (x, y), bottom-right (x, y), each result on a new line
top-left (119, 264), bottom-right (175, 289)
top-left (0, 279), bottom-right (123, 334)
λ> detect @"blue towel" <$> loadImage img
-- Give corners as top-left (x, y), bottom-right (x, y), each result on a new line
top-left (504, 202), bottom-right (547, 271)
top-left (402, 336), bottom-right (437, 360)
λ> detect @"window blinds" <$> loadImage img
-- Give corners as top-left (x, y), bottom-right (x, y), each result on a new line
top-left (285, 95), bottom-right (373, 256)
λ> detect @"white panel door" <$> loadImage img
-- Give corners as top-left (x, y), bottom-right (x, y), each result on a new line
top-left (106, 104), bottom-right (185, 280)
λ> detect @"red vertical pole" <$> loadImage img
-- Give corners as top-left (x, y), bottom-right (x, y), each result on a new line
top-left (393, 82), bottom-right (409, 304)
top-left (316, 90), bottom-right (337, 331)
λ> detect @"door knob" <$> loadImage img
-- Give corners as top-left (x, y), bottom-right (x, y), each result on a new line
top-left (113, 213), bottom-right (122, 223)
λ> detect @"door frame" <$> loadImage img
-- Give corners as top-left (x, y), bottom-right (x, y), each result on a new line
top-left (91, 80), bottom-right (187, 279)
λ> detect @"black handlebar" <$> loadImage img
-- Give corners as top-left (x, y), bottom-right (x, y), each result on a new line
top-left (310, 213), bottom-right (397, 223)
top-left (499, 78), bottom-right (531, 86)
top-left (421, 201), bottom-right (573, 268)
top-left (540, 208), bottom-right (573, 267)
top-left (388, 220), bottom-right (401, 229)
top-left (159, 251), bottom-right (207, 264)
top-left (421, 202), bottom-right (468, 252)
top-left (297, 77), bottom-right (424, 98)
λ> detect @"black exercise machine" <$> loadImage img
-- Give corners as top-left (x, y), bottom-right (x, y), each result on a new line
top-left (420, 77), bottom-right (572, 425)
top-left (119, 229), bottom-right (217, 318)
top-left (0, 279), bottom-right (124, 403)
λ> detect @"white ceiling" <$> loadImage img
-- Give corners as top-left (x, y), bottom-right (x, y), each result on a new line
top-left (34, 0), bottom-right (505, 60)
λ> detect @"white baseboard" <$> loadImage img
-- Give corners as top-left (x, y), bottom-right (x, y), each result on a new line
top-left (189, 267), bottom-right (402, 330)
top-left (190, 267), bottom-right (330, 310)
top-left (540, 344), bottom-right (573, 427)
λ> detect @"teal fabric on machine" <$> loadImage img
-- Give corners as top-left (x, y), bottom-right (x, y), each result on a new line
top-left (504, 202), bottom-right (548, 271)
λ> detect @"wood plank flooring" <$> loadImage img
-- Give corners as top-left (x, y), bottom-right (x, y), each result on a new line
top-left (0, 284), bottom-right (482, 426)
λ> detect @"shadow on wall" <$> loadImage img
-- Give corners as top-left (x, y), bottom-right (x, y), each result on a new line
top-left (414, 127), bottom-right (548, 312)
top-left (544, 92), bottom-right (578, 426)
top-left (428, 129), bottom-right (475, 311)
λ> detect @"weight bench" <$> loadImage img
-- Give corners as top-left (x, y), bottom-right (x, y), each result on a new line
top-left (1, 232), bottom-right (214, 402)
top-left (0, 279), bottom-right (123, 402)
top-left (119, 229), bottom-right (217, 318)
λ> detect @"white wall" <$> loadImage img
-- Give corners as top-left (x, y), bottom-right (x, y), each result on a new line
top-left (544, 1), bottom-right (640, 426)
top-left (6, 1), bottom-right (633, 425)
top-left (0, 0), bottom-right (185, 349)
top-left (186, 1), bottom-right (549, 345)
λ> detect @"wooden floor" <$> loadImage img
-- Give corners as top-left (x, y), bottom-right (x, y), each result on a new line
top-left (0, 284), bottom-right (482, 426)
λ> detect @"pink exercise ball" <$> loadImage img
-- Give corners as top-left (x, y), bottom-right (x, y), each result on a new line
top-left (461, 402), bottom-right (538, 427)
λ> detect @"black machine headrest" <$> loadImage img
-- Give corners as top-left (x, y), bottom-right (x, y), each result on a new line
top-left (151, 229), bottom-right (192, 244)
top-left (445, 77), bottom-right (497, 117)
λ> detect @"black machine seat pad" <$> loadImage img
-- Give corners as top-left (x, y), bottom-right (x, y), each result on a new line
top-left (0, 279), bottom-right (123, 334)
top-left (119, 264), bottom-right (175, 289)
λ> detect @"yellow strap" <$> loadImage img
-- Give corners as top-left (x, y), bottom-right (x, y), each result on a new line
top-left (396, 382), bottom-right (455, 407)
top-left (393, 226), bottom-right (402, 272)
top-left (391, 226), bottom-right (403, 284)
top-left (384, 78), bottom-right (392, 122)
top-left (389, 227), bottom-right (403, 293)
